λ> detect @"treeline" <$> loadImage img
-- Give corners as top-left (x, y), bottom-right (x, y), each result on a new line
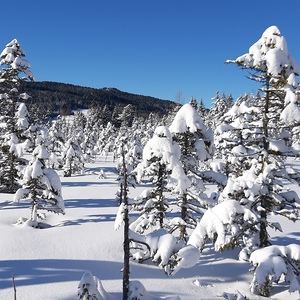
top-left (21, 81), bottom-right (178, 122)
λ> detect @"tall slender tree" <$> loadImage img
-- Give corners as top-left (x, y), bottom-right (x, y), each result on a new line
top-left (0, 39), bottom-right (34, 193)
top-left (169, 103), bottom-right (214, 240)
top-left (223, 25), bottom-right (300, 250)
top-left (133, 126), bottom-right (189, 233)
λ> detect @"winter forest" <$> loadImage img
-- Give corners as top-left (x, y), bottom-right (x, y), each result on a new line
top-left (1, 25), bottom-right (300, 300)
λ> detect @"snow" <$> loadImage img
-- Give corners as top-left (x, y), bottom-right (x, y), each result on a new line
top-left (140, 126), bottom-right (181, 168)
top-left (249, 244), bottom-right (300, 295)
top-left (281, 101), bottom-right (300, 125)
top-left (227, 25), bottom-right (300, 76)
top-left (31, 160), bottom-right (44, 178)
top-left (188, 200), bottom-right (258, 252)
top-left (169, 103), bottom-right (206, 134)
top-left (1, 155), bottom-right (300, 299)
top-left (33, 144), bottom-right (49, 160)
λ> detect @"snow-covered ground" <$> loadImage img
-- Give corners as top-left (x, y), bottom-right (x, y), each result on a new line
top-left (0, 155), bottom-right (299, 300)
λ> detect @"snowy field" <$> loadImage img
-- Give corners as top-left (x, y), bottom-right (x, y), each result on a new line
top-left (0, 155), bottom-right (300, 300)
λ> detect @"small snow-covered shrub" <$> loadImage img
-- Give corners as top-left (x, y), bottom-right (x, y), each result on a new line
top-left (129, 228), bottom-right (199, 275)
top-left (249, 244), bottom-right (300, 297)
top-left (222, 290), bottom-right (249, 300)
top-left (129, 280), bottom-right (180, 300)
top-left (78, 271), bottom-right (103, 300)
top-left (78, 272), bottom-right (113, 300)
top-left (188, 200), bottom-right (258, 252)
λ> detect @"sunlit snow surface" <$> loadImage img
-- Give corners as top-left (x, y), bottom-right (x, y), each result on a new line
top-left (0, 155), bottom-right (300, 299)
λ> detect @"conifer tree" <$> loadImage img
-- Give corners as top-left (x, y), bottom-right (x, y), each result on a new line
top-left (115, 143), bottom-right (131, 300)
top-left (14, 144), bottom-right (65, 227)
top-left (62, 138), bottom-right (84, 177)
top-left (221, 25), bottom-right (300, 251)
top-left (0, 39), bottom-right (34, 193)
top-left (132, 126), bottom-right (189, 233)
top-left (206, 91), bottom-right (233, 130)
top-left (169, 103), bottom-right (214, 240)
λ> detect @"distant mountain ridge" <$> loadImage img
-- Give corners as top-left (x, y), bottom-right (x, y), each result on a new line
top-left (21, 81), bottom-right (177, 119)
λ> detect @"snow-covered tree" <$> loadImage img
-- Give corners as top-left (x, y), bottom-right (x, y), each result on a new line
top-left (189, 97), bottom-right (197, 109)
top-left (214, 94), bottom-right (259, 176)
top-left (115, 126), bottom-right (203, 276)
top-left (188, 200), bottom-right (259, 253)
top-left (133, 126), bottom-right (189, 232)
top-left (114, 142), bottom-right (189, 297)
top-left (115, 135), bottom-right (142, 205)
top-left (62, 138), bottom-right (84, 177)
top-left (222, 25), bottom-right (300, 250)
top-left (14, 144), bottom-right (65, 228)
top-left (169, 103), bottom-right (214, 240)
top-left (0, 39), bottom-right (34, 193)
top-left (115, 142), bottom-right (132, 299)
top-left (206, 91), bottom-right (233, 130)
top-left (47, 118), bottom-right (65, 168)
top-left (196, 99), bottom-right (208, 121)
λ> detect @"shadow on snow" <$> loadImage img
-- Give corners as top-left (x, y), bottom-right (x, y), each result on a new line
top-left (64, 198), bottom-right (118, 209)
top-left (58, 214), bottom-right (116, 226)
top-left (0, 259), bottom-right (123, 290)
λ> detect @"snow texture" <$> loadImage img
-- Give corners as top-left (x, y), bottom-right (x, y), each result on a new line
top-left (169, 103), bottom-right (206, 134)
top-left (227, 25), bottom-right (299, 76)
top-left (1, 157), bottom-right (300, 299)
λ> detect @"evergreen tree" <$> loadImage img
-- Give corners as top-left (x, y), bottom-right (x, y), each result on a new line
top-left (197, 99), bottom-right (208, 120)
top-left (14, 144), bottom-right (65, 227)
top-left (62, 138), bottom-right (84, 177)
top-left (169, 103), bottom-right (214, 240)
top-left (114, 143), bottom-right (131, 300)
top-left (189, 96), bottom-right (197, 109)
top-left (0, 39), bottom-right (34, 193)
top-left (133, 126), bottom-right (188, 232)
top-left (221, 25), bottom-right (300, 252)
top-left (206, 91), bottom-right (234, 130)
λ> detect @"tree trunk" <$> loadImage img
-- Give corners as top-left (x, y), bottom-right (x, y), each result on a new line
top-left (259, 197), bottom-right (269, 247)
top-left (121, 144), bottom-right (130, 300)
top-left (259, 75), bottom-right (270, 247)
top-left (158, 163), bottom-right (165, 228)
top-left (180, 194), bottom-right (187, 240)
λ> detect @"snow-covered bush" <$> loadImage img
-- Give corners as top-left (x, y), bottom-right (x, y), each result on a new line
top-left (128, 280), bottom-right (180, 299)
top-left (78, 272), bottom-right (181, 300)
top-left (78, 271), bottom-right (114, 300)
top-left (128, 228), bottom-right (199, 276)
top-left (78, 271), bottom-right (103, 300)
top-left (188, 200), bottom-right (258, 253)
top-left (249, 244), bottom-right (300, 297)
top-left (222, 290), bottom-right (249, 300)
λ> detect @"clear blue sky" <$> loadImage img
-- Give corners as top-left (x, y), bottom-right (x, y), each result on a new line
top-left (3, 0), bottom-right (300, 107)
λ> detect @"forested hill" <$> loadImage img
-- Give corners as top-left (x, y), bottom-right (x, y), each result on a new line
top-left (21, 81), bottom-right (177, 120)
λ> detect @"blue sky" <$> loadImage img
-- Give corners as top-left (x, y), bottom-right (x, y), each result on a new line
top-left (3, 1), bottom-right (300, 107)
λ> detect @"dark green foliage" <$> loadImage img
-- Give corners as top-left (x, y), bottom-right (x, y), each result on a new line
top-left (21, 81), bottom-right (178, 124)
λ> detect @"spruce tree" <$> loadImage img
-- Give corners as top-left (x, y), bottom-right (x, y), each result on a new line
top-left (223, 25), bottom-right (300, 250)
top-left (133, 126), bottom-right (188, 232)
top-left (0, 39), bottom-right (34, 193)
top-left (169, 103), bottom-right (214, 240)
top-left (14, 144), bottom-right (65, 227)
